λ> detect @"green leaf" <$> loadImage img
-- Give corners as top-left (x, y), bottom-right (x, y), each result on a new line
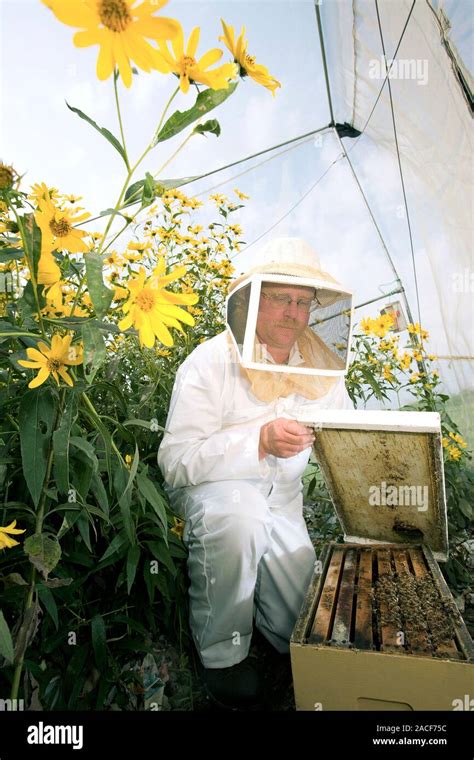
top-left (19, 388), bottom-right (57, 507)
top-left (24, 533), bottom-right (61, 580)
top-left (37, 584), bottom-right (59, 630)
top-left (66, 102), bottom-right (129, 168)
top-left (70, 441), bottom-right (97, 500)
top-left (154, 83), bottom-right (237, 144)
top-left (122, 177), bottom-right (198, 208)
top-left (126, 545), bottom-right (140, 594)
top-left (23, 214), bottom-right (42, 281)
top-left (0, 248), bottom-right (24, 263)
top-left (53, 394), bottom-right (78, 496)
top-left (458, 498), bottom-right (472, 519)
top-left (77, 513), bottom-right (92, 552)
top-left (97, 207), bottom-right (131, 221)
top-left (123, 419), bottom-right (166, 432)
top-left (82, 322), bottom-right (107, 383)
top-left (17, 280), bottom-right (46, 326)
top-left (90, 471), bottom-right (109, 517)
top-left (81, 407), bottom-right (113, 481)
top-left (142, 172), bottom-right (155, 207)
top-left (0, 609), bottom-right (14, 664)
top-left (115, 463), bottom-right (135, 545)
top-left (85, 252), bottom-right (114, 320)
top-left (136, 472), bottom-right (168, 536)
top-left (192, 119), bottom-right (221, 137)
top-left (100, 532), bottom-right (126, 562)
top-left (91, 614), bottom-right (107, 671)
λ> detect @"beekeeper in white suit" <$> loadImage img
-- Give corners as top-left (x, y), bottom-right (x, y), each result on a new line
top-left (158, 237), bottom-right (353, 709)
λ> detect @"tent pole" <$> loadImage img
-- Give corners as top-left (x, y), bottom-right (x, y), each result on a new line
top-left (314, 1), bottom-right (335, 126)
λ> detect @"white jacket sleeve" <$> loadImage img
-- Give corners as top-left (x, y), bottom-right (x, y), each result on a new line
top-left (157, 351), bottom-right (271, 488)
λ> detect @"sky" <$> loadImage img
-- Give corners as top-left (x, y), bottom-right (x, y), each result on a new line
top-left (0, 0), bottom-right (472, 417)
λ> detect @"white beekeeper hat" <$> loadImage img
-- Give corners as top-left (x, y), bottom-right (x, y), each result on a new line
top-left (225, 237), bottom-right (354, 401)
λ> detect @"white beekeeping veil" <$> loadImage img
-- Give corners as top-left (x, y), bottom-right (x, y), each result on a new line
top-left (225, 237), bottom-right (353, 401)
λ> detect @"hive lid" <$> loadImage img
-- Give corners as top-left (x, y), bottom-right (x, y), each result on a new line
top-left (296, 409), bottom-right (448, 561)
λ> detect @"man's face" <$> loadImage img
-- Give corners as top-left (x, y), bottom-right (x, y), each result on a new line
top-left (256, 283), bottom-right (315, 354)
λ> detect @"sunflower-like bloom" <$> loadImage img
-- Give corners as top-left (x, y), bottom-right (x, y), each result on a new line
top-left (34, 196), bottom-right (91, 256)
top-left (0, 520), bottom-right (26, 550)
top-left (41, 0), bottom-right (180, 88)
top-left (0, 162), bottom-right (18, 191)
top-left (119, 260), bottom-right (198, 347)
top-left (153, 23), bottom-right (238, 93)
top-left (18, 334), bottom-right (83, 388)
top-left (219, 20), bottom-right (281, 96)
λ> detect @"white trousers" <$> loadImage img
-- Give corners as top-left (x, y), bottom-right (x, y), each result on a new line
top-left (169, 479), bottom-right (316, 668)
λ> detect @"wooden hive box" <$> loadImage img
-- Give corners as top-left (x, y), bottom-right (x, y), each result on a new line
top-left (291, 410), bottom-right (474, 711)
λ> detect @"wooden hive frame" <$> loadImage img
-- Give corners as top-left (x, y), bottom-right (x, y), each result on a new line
top-left (298, 542), bottom-right (474, 662)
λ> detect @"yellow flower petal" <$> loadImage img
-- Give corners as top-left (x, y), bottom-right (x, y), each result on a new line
top-left (29, 366), bottom-right (51, 388)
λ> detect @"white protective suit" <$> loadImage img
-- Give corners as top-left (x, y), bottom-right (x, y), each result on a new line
top-left (158, 330), bottom-right (352, 668)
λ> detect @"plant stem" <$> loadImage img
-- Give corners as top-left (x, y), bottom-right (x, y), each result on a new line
top-left (96, 87), bottom-right (180, 256)
top-left (154, 132), bottom-right (194, 179)
top-left (113, 71), bottom-right (130, 171)
top-left (11, 208), bottom-right (46, 338)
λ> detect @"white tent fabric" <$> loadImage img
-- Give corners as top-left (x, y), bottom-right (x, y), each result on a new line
top-left (320, 0), bottom-right (473, 431)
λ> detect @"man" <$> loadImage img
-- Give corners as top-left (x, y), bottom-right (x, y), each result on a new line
top-left (158, 237), bottom-right (353, 709)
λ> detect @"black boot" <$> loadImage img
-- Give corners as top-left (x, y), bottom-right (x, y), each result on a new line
top-left (202, 658), bottom-right (263, 710)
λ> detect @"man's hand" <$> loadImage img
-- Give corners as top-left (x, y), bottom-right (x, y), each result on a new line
top-left (259, 418), bottom-right (315, 460)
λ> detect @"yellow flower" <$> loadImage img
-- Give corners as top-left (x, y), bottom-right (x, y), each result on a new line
top-left (153, 22), bottom-right (237, 93)
top-left (170, 517), bottom-right (184, 540)
top-left (118, 259), bottom-right (198, 348)
top-left (18, 334), bottom-right (83, 388)
top-left (234, 188), bottom-right (249, 200)
top-left (104, 251), bottom-right (123, 268)
top-left (37, 251), bottom-right (64, 307)
top-left (41, 0), bottom-right (180, 88)
top-left (407, 322), bottom-right (429, 340)
top-left (399, 352), bottom-right (412, 370)
top-left (372, 314), bottom-right (394, 338)
top-left (63, 193), bottom-right (83, 204)
top-left (210, 193), bottom-right (228, 205)
top-left (447, 445), bottom-right (462, 461)
top-left (383, 364), bottom-right (394, 382)
top-left (441, 437), bottom-right (450, 448)
top-left (220, 20), bottom-right (281, 95)
top-left (29, 182), bottom-right (60, 205)
top-left (409, 372), bottom-right (421, 383)
top-left (360, 317), bottom-right (373, 335)
top-left (113, 284), bottom-right (129, 301)
top-left (0, 520), bottom-right (26, 550)
top-left (156, 348), bottom-right (171, 356)
top-left (449, 432), bottom-right (467, 448)
top-left (125, 454), bottom-right (133, 468)
top-left (127, 240), bottom-right (150, 252)
top-left (35, 196), bottom-right (90, 254)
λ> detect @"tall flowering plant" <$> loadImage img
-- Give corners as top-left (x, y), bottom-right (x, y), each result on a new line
top-left (0, 0), bottom-right (278, 708)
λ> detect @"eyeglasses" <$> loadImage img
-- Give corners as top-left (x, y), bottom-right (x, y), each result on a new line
top-left (260, 291), bottom-right (317, 312)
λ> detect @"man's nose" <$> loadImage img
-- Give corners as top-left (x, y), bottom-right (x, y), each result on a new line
top-left (284, 299), bottom-right (300, 318)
